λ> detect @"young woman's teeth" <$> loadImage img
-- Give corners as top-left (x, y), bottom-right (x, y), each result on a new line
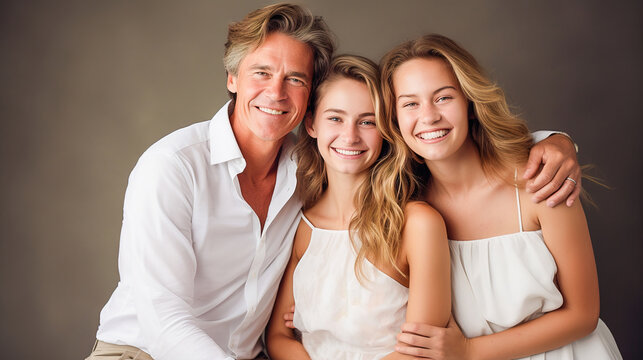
top-left (259, 107), bottom-right (285, 115)
top-left (335, 148), bottom-right (362, 155)
top-left (419, 130), bottom-right (448, 140)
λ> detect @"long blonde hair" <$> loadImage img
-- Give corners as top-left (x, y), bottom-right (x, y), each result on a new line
top-left (380, 34), bottom-right (534, 184)
top-left (294, 54), bottom-right (418, 281)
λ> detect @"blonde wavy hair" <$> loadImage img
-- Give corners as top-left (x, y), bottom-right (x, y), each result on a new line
top-left (224, 3), bottom-right (335, 100)
top-left (294, 54), bottom-right (418, 281)
top-left (380, 34), bottom-right (534, 184)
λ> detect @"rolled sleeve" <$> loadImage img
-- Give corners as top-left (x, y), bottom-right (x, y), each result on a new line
top-left (531, 130), bottom-right (577, 152)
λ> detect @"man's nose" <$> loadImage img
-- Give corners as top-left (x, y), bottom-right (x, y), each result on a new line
top-left (265, 78), bottom-right (287, 101)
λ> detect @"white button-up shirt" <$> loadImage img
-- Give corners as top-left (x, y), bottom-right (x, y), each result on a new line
top-left (96, 102), bottom-right (302, 360)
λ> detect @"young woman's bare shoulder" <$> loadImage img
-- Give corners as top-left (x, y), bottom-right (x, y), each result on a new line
top-left (533, 192), bottom-right (587, 228)
top-left (403, 201), bottom-right (447, 240)
top-left (404, 200), bottom-right (445, 227)
top-left (293, 216), bottom-right (313, 259)
top-left (401, 201), bottom-right (449, 267)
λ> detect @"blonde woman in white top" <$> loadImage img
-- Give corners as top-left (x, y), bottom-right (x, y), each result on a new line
top-left (381, 34), bottom-right (621, 360)
top-left (265, 54), bottom-right (451, 360)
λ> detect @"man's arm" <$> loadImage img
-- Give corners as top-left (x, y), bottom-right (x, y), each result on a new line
top-left (525, 131), bottom-right (581, 207)
top-left (122, 150), bottom-right (234, 360)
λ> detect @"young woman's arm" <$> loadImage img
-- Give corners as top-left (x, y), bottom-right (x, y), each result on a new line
top-left (402, 202), bottom-right (452, 326)
top-left (382, 202), bottom-right (451, 360)
top-left (265, 221), bottom-right (312, 360)
top-left (395, 200), bottom-right (600, 360)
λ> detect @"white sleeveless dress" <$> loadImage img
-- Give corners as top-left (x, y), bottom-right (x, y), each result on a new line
top-left (449, 185), bottom-right (622, 359)
top-left (292, 215), bottom-right (409, 360)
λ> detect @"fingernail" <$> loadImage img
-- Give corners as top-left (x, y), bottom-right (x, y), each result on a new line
top-left (568, 199), bottom-right (574, 207)
top-left (547, 201), bottom-right (555, 208)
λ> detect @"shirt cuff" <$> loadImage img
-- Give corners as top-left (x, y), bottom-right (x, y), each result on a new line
top-left (531, 130), bottom-right (579, 153)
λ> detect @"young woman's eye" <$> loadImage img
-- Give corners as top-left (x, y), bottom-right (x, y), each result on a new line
top-left (328, 116), bottom-right (341, 122)
top-left (436, 96), bottom-right (452, 103)
top-left (402, 102), bottom-right (418, 108)
top-left (360, 120), bottom-right (376, 126)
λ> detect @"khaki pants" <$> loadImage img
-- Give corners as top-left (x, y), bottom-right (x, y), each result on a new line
top-left (84, 340), bottom-right (154, 360)
top-left (84, 339), bottom-right (270, 360)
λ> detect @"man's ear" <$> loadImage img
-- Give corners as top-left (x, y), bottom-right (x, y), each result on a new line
top-left (304, 112), bottom-right (317, 138)
top-left (226, 72), bottom-right (238, 94)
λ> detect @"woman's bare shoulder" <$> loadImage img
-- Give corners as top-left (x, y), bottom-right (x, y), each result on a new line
top-left (402, 200), bottom-right (447, 247)
top-left (404, 200), bottom-right (444, 226)
top-left (293, 215), bottom-right (313, 259)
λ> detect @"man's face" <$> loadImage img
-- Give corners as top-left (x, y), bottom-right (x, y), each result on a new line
top-left (227, 32), bottom-right (314, 144)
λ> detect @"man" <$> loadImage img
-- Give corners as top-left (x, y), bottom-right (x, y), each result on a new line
top-left (86, 3), bottom-right (579, 360)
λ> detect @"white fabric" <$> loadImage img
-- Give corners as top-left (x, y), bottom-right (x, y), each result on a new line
top-left (292, 215), bottom-right (409, 360)
top-left (531, 130), bottom-right (578, 152)
top-left (96, 101), bottom-right (302, 360)
top-left (449, 190), bottom-right (621, 359)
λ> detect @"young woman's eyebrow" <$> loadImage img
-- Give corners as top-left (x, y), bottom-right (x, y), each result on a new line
top-left (397, 85), bottom-right (457, 101)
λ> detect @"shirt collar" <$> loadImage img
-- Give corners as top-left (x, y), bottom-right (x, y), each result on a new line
top-left (209, 101), bottom-right (243, 166)
top-left (208, 101), bottom-right (300, 172)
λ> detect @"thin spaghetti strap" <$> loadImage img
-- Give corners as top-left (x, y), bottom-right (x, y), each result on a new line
top-left (300, 212), bottom-right (316, 229)
top-left (514, 169), bottom-right (524, 232)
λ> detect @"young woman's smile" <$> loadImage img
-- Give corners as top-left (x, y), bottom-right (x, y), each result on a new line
top-left (393, 57), bottom-right (470, 163)
top-left (306, 78), bottom-right (383, 177)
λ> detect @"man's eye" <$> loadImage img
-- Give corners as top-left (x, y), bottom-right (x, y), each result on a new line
top-left (288, 78), bottom-right (305, 86)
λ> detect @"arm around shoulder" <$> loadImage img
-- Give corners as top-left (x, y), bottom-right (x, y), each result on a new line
top-left (524, 132), bottom-right (581, 207)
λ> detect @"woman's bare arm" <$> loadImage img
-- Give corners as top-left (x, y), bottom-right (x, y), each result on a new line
top-left (265, 221), bottom-right (312, 360)
top-left (382, 202), bottom-right (451, 360)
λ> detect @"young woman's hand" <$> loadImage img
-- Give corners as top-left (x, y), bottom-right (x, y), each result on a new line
top-left (523, 134), bottom-right (581, 207)
top-left (284, 305), bottom-right (296, 329)
top-left (395, 316), bottom-right (473, 360)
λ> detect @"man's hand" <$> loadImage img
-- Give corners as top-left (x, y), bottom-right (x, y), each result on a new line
top-left (395, 316), bottom-right (472, 360)
top-left (523, 134), bottom-right (581, 207)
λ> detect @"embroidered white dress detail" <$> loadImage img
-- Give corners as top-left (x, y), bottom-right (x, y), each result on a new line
top-left (292, 215), bottom-right (409, 360)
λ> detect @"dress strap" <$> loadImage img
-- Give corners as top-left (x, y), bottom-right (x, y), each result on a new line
top-left (514, 169), bottom-right (524, 232)
top-left (300, 212), bottom-right (316, 229)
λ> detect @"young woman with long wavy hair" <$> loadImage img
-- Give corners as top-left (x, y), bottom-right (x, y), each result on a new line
top-left (381, 34), bottom-right (621, 360)
top-left (265, 54), bottom-right (451, 360)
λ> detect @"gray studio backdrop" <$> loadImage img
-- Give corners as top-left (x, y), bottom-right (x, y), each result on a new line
top-left (1, 0), bottom-right (641, 358)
